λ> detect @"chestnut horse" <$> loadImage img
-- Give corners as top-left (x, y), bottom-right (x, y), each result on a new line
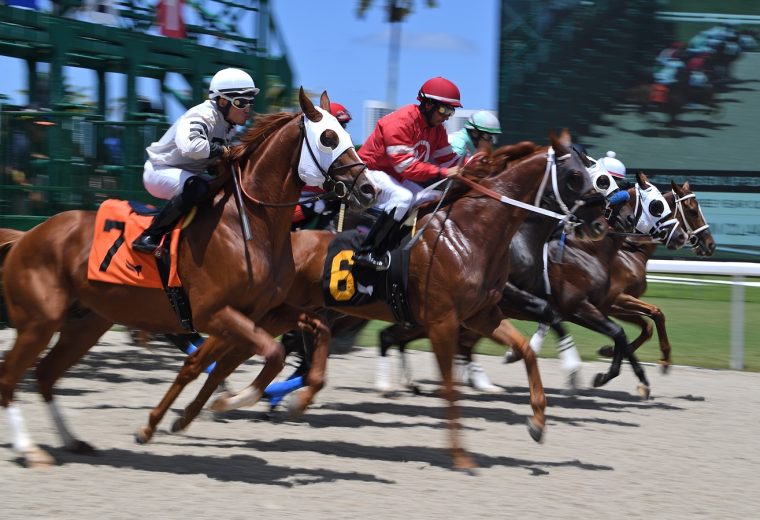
top-left (167, 135), bottom-right (609, 469)
top-left (598, 180), bottom-right (716, 365)
top-left (0, 89), bottom-right (377, 467)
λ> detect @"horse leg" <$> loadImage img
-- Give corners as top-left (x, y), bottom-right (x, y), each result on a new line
top-left (458, 329), bottom-right (502, 393)
top-left (465, 307), bottom-right (546, 443)
top-left (612, 294), bottom-right (671, 373)
top-left (427, 315), bottom-right (476, 470)
top-left (1, 322), bottom-right (59, 467)
top-left (136, 306), bottom-right (284, 443)
top-left (378, 323), bottom-right (424, 394)
top-left (35, 311), bottom-right (113, 454)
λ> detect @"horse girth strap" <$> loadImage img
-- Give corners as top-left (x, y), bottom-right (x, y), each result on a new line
top-left (452, 175), bottom-right (569, 221)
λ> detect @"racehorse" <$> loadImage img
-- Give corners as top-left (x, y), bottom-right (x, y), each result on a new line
top-left (165, 134), bottom-right (610, 469)
top-left (380, 171), bottom-right (688, 397)
top-left (0, 89), bottom-right (377, 467)
top-left (598, 179), bottom-right (715, 366)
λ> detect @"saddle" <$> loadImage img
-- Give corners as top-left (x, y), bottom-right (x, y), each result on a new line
top-left (321, 229), bottom-right (416, 326)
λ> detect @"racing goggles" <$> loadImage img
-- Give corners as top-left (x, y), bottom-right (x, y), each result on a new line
top-left (221, 94), bottom-right (255, 109)
top-left (435, 104), bottom-right (456, 116)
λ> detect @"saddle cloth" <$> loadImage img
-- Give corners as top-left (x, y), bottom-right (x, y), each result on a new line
top-left (87, 199), bottom-right (182, 289)
top-left (321, 230), bottom-right (415, 325)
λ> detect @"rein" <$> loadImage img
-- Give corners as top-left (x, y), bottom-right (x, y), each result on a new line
top-left (673, 190), bottom-right (710, 243)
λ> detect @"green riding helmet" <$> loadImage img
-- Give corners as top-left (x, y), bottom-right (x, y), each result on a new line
top-left (464, 110), bottom-right (502, 134)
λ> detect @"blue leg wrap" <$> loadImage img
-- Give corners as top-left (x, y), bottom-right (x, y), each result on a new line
top-left (183, 339), bottom-right (216, 374)
top-left (265, 376), bottom-right (305, 406)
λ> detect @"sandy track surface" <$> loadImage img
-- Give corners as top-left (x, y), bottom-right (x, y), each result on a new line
top-left (1, 329), bottom-right (758, 520)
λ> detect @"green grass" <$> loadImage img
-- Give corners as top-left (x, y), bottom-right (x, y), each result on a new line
top-left (354, 277), bottom-right (760, 372)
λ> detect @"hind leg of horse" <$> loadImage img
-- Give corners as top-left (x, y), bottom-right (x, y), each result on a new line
top-left (35, 311), bottom-right (113, 453)
top-left (427, 315), bottom-right (476, 470)
top-left (378, 323), bottom-right (424, 393)
top-left (613, 294), bottom-right (671, 372)
top-left (465, 307), bottom-right (546, 442)
top-left (1, 322), bottom-right (59, 465)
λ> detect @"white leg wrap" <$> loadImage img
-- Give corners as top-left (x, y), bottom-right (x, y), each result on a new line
top-left (218, 386), bottom-right (261, 411)
top-left (399, 351), bottom-right (414, 387)
top-left (467, 362), bottom-right (503, 393)
top-left (375, 356), bottom-right (392, 392)
top-left (557, 335), bottom-right (582, 373)
top-left (6, 403), bottom-right (33, 453)
top-left (48, 401), bottom-right (77, 449)
top-left (529, 323), bottom-right (550, 353)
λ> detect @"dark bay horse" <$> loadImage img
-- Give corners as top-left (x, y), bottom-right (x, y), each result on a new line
top-left (0, 89), bottom-right (377, 467)
top-left (599, 180), bottom-right (715, 366)
top-left (173, 135), bottom-right (609, 469)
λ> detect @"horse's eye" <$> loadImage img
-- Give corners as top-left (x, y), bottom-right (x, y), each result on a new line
top-left (319, 129), bottom-right (339, 151)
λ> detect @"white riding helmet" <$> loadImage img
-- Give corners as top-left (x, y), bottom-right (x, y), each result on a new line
top-left (208, 68), bottom-right (260, 99)
top-left (599, 151), bottom-right (626, 179)
top-left (464, 110), bottom-right (502, 134)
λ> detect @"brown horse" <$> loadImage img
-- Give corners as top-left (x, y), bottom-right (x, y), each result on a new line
top-left (0, 89), bottom-right (377, 467)
top-left (599, 180), bottom-right (716, 366)
top-left (163, 135), bottom-right (609, 469)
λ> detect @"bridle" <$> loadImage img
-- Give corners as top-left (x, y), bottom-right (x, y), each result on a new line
top-left (630, 183), bottom-right (682, 245)
top-left (236, 115), bottom-right (368, 208)
top-left (673, 189), bottom-right (710, 247)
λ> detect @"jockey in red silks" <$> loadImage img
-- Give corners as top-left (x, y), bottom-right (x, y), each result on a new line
top-left (291, 102), bottom-right (354, 231)
top-left (353, 76), bottom-right (462, 270)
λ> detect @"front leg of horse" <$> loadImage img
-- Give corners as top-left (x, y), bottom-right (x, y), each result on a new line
top-left (287, 312), bottom-right (331, 419)
top-left (429, 320), bottom-right (476, 471)
top-left (136, 336), bottom-right (229, 444)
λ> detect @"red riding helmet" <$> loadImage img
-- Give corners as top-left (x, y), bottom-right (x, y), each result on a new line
top-left (417, 76), bottom-right (462, 107)
top-left (329, 102), bottom-right (352, 123)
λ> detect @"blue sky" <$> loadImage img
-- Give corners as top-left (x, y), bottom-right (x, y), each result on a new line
top-left (0, 0), bottom-right (499, 143)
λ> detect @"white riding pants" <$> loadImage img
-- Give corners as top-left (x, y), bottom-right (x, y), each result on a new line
top-left (142, 160), bottom-right (211, 200)
top-left (365, 169), bottom-right (443, 222)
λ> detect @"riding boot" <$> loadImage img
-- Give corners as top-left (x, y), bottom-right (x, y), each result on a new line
top-left (353, 211), bottom-right (399, 271)
top-left (132, 194), bottom-right (186, 254)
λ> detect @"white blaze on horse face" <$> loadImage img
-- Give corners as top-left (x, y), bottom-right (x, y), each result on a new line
top-left (298, 107), bottom-right (356, 187)
top-left (635, 181), bottom-right (674, 235)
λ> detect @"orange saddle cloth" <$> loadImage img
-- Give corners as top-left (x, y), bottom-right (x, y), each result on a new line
top-left (87, 199), bottom-right (182, 289)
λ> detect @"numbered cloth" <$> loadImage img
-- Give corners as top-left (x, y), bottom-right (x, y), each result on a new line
top-left (87, 199), bottom-right (182, 288)
top-left (321, 230), bottom-right (389, 307)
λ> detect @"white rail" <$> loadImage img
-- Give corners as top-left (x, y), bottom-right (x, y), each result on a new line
top-left (646, 260), bottom-right (760, 369)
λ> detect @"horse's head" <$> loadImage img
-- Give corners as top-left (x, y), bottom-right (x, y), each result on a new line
top-left (298, 88), bottom-right (378, 209)
top-left (546, 131), bottom-right (608, 240)
top-left (671, 179), bottom-right (715, 256)
top-left (625, 172), bottom-right (687, 249)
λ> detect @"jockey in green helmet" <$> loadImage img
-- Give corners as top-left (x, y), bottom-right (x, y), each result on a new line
top-left (449, 110), bottom-right (502, 158)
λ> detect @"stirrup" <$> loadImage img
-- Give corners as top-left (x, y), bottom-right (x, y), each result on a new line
top-left (353, 251), bottom-right (391, 271)
top-left (132, 234), bottom-right (162, 255)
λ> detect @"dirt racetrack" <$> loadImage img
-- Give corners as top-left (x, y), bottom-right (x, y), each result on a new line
top-left (1, 329), bottom-right (758, 520)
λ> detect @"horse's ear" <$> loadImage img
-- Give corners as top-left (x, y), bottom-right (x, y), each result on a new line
top-left (319, 91), bottom-right (331, 112)
top-left (683, 180), bottom-right (690, 191)
top-left (299, 87), bottom-right (323, 122)
top-left (636, 171), bottom-right (648, 187)
top-left (671, 180), bottom-right (680, 193)
top-left (559, 128), bottom-right (572, 147)
top-left (549, 129), bottom-right (569, 156)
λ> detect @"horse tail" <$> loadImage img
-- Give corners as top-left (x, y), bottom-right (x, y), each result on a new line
top-left (0, 228), bottom-right (26, 327)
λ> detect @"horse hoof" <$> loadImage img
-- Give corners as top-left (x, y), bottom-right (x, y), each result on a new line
top-left (24, 447), bottom-right (56, 468)
top-left (170, 417), bottom-right (186, 433)
top-left (659, 361), bottom-right (671, 375)
top-left (408, 384), bottom-right (422, 396)
top-left (592, 373), bottom-right (607, 388)
top-left (526, 417), bottom-right (545, 443)
top-left (503, 351), bottom-right (518, 364)
top-left (67, 439), bottom-right (96, 455)
top-left (208, 392), bottom-right (232, 412)
top-left (637, 384), bottom-right (651, 400)
top-left (286, 393), bottom-right (306, 420)
top-left (597, 346), bottom-right (614, 358)
top-left (134, 426), bottom-right (153, 445)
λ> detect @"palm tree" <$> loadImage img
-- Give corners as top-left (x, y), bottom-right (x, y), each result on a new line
top-left (356, 1), bottom-right (437, 108)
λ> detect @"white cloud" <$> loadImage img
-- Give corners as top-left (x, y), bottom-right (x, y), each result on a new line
top-left (353, 28), bottom-right (477, 53)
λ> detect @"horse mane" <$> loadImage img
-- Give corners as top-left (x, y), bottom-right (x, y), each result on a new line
top-left (230, 112), bottom-right (300, 161)
top-left (491, 141), bottom-right (539, 173)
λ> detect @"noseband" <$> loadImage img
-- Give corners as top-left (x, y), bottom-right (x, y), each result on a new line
top-left (673, 190), bottom-right (710, 246)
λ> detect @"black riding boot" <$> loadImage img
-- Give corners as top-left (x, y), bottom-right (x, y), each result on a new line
top-left (353, 211), bottom-right (401, 271)
top-left (132, 176), bottom-right (210, 254)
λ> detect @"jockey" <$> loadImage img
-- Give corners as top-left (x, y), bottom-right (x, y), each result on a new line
top-left (354, 76), bottom-right (462, 270)
top-left (329, 102), bottom-right (352, 129)
top-left (449, 110), bottom-right (502, 158)
top-left (599, 151), bottom-right (626, 180)
top-left (132, 67), bottom-right (258, 253)
top-left (291, 101), bottom-right (354, 231)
